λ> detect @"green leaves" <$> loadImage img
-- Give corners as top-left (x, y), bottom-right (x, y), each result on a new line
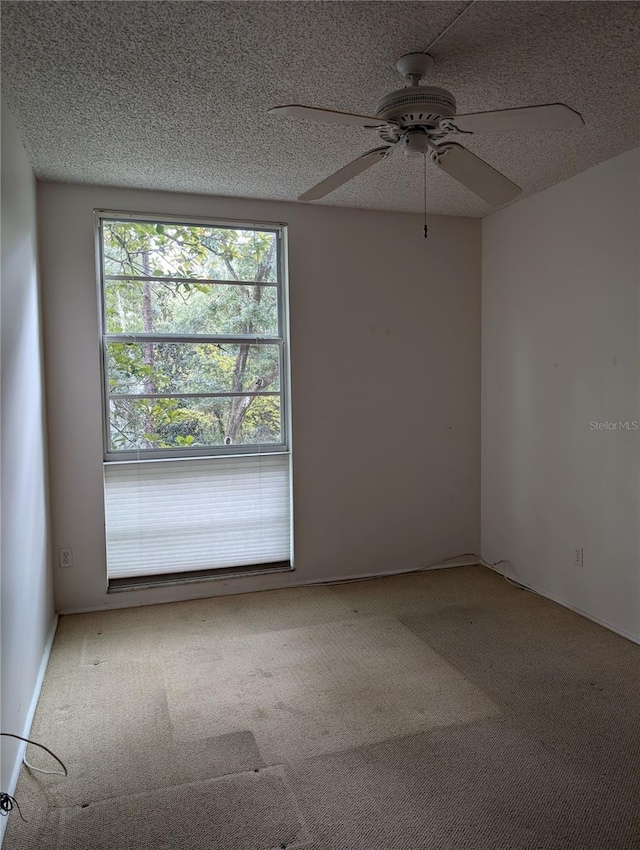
top-left (104, 278), bottom-right (278, 336)
top-left (176, 435), bottom-right (195, 446)
top-left (103, 221), bottom-right (277, 284)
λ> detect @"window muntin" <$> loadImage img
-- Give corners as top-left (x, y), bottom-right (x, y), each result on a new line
top-left (98, 216), bottom-right (287, 459)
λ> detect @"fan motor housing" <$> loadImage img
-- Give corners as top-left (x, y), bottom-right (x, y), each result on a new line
top-left (376, 85), bottom-right (457, 142)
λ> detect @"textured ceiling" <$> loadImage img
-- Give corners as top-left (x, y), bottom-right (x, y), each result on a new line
top-left (2, 1), bottom-right (639, 216)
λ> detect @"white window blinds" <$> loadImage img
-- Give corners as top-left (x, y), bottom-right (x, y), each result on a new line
top-left (104, 454), bottom-right (290, 579)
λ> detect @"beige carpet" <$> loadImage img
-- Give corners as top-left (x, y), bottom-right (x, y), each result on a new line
top-left (5, 566), bottom-right (639, 849)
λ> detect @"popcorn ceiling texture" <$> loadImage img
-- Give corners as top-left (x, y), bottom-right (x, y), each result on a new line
top-left (1, 1), bottom-right (639, 217)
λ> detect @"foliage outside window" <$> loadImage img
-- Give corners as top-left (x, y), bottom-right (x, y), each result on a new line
top-left (99, 215), bottom-right (287, 458)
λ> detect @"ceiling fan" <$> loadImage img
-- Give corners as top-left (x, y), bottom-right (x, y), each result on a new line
top-left (268, 52), bottom-right (584, 206)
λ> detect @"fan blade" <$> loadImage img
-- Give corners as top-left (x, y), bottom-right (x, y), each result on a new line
top-left (269, 104), bottom-right (394, 129)
top-left (450, 103), bottom-right (584, 134)
top-left (298, 147), bottom-right (391, 201)
top-left (432, 143), bottom-right (521, 206)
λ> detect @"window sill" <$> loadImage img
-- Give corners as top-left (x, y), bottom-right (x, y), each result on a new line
top-left (107, 561), bottom-right (293, 593)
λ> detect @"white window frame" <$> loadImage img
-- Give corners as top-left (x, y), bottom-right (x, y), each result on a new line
top-left (95, 210), bottom-right (291, 463)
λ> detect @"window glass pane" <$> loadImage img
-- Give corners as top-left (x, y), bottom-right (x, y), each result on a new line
top-left (107, 342), bottom-right (280, 395)
top-left (102, 220), bottom-right (278, 283)
top-left (101, 217), bottom-right (286, 458)
top-left (109, 396), bottom-right (282, 451)
top-left (104, 279), bottom-right (278, 337)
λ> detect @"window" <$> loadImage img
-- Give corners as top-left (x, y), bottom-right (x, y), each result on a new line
top-left (99, 216), bottom-right (287, 457)
top-left (97, 213), bottom-right (291, 583)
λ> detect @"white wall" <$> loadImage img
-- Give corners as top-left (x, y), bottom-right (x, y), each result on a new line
top-left (0, 100), bottom-right (56, 827)
top-left (482, 147), bottom-right (640, 642)
top-left (38, 183), bottom-right (481, 613)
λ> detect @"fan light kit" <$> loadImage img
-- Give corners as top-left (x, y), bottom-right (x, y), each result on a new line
top-left (268, 51), bottom-right (584, 225)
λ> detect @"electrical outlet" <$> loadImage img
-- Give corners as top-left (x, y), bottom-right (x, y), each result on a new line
top-left (59, 547), bottom-right (73, 568)
top-left (573, 547), bottom-right (583, 567)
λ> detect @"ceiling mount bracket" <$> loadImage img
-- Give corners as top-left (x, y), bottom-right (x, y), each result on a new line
top-left (395, 53), bottom-right (434, 84)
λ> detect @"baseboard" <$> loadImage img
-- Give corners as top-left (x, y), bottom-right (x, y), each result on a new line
top-left (1, 614), bottom-right (59, 848)
top-left (484, 564), bottom-right (640, 646)
top-left (57, 557), bottom-right (483, 614)
top-left (301, 557), bottom-right (482, 587)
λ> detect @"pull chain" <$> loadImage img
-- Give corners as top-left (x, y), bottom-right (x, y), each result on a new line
top-left (423, 153), bottom-right (428, 239)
